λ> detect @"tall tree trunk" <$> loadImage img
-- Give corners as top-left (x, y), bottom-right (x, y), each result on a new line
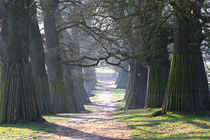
top-left (83, 67), bottom-right (97, 96)
top-left (29, 4), bottom-right (53, 114)
top-left (125, 59), bottom-right (148, 110)
top-left (146, 64), bottom-right (169, 108)
top-left (124, 70), bottom-right (132, 100)
top-left (72, 66), bottom-right (91, 106)
top-left (63, 65), bottom-right (80, 112)
top-left (144, 0), bottom-right (171, 108)
top-left (0, 1), bottom-right (42, 123)
top-left (41, 0), bottom-right (66, 113)
top-left (116, 62), bottom-right (128, 89)
top-left (162, 2), bottom-right (210, 113)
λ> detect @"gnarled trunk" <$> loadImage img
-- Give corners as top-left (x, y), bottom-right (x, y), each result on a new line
top-left (146, 64), bottom-right (169, 108)
top-left (29, 4), bottom-right (53, 114)
top-left (0, 1), bottom-right (41, 123)
top-left (72, 66), bottom-right (91, 106)
top-left (162, 2), bottom-right (210, 113)
top-left (116, 62), bottom-right (128, 89)
top-left (41, 0), bottom-right (68, 113)
top-left (83, 67), bottom-right (97, 96)
top-left (125, 59), bottom-right (148, 110)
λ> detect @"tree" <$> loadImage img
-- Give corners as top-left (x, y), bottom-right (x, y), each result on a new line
top-left (40, 0), bottom-right (71, 113)
top-left (29, 3), bottom-right (53, 114)
top-left (162, 1), bottom-right (210, 113)
top-left (0, 0), bottom-right (42, 123)
top-left (144, 1), bottom-right (171, 108)
top-left (115, 61), bottom-right (128, 89)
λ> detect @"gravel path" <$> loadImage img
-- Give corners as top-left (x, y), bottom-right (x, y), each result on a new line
top-left (40, 81), bottom-right (131, 140)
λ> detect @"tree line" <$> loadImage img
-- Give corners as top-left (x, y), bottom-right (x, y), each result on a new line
top-left (0, 0), bottom-right (209, 124)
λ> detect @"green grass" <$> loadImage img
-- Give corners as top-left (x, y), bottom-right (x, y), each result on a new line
top-left (110, 89), bottom-right (126, 109)
top-left (83, 90), bottom-right (101, 112)
top-left (0, 114), bottom-right (72, 140)
top-left (43, 114), bottom-right (70, 123)
top-left (0, 121), bottom-right (53, 140)
top-left (114, 108), bottom-right (210, 140)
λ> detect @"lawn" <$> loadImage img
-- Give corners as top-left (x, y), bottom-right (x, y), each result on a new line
top-left (114, 108), bottom-right (210, 140)
top-left (110, 89), bottom-right (126, 109)
top-left (0, 121), bottom-right (53, 140)
top-left (109, 88), bottom-right (210, 139)
top-left (0, 114), bottom-right (73, 140)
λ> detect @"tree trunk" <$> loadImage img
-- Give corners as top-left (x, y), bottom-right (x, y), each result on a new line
top-left (125, 59), bottom-right (148, 110)
top-left (72, 66), bottom-right (91, 106)
top-left (162, 2), bottom-right (210, 113)
top-left (116, 62), bottom-right (128, 89)
top-left (83, 67), bottom-right (97, 96)
top-left (29, 4), bottom-right (53, 114)
top-left (124, 71), bottom-right (132, 100)
top-left (41, 0), bottom-right (67, 113)
top-left (0, 1), bottom-right (42, 123)
top-left (63, 65), bottom-right (81, 112)
top-left (146, 64), bottom-right (169, 108)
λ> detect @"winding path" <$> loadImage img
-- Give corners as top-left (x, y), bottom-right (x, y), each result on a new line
top-left (41, 81), bottom-right (130, 140)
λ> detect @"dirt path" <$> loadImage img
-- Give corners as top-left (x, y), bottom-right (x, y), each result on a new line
top-left (41, 81), bottom-right (130, 140)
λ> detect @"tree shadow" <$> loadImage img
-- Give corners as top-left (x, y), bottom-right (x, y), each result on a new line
top-left (52, 114), bottom-right (111, 121)
top-left (47, 122), bottom-right (124, 140)
top-left (0, 121), bottom-right (126, 140)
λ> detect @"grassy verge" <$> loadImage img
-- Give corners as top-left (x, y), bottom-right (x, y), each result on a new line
top-left (83, 90), bottom-right (101, 113)
top-left (0, 121), bottom-right (53, 140)
top-left (0, 113), bottom-right (74, 140)
top-left (110, 89), bottom-right (210, 139)
top-left (110, 89), bottom-right (126, 109)
top-left (114, 108), bottom-right (210, 140)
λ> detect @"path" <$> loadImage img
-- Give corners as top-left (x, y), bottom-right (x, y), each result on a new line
top-left (41, 81), bottom-right (130, 140)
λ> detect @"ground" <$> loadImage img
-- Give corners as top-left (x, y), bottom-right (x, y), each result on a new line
top-left (40, 81), bottom-right (131, 140)
top-left (0, 81), bottom-right (209, 140)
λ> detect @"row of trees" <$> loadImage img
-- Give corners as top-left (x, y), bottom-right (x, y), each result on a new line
top-left (0, 0), bottom-right (209, 124)
top-left (103, 0), bottom-right (210, 113)
top-left (0, 0), bottom-right (98, 123)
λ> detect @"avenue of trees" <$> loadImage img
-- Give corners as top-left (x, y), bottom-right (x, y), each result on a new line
top-left (0, 0), bottom-right (209, 124)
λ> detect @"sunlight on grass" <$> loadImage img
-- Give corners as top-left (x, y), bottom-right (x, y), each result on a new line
top-left (0, 122), bottom-right (53, 140)
top-left (110, 89), bottom-right (126, 109)
top-left (84, 90), bottom-right (101, 112)
top-left (114, 108), bottom-right (210, 139)
top-left (43, 114), bottom-right (70, 123)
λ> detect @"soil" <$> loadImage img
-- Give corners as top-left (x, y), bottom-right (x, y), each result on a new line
top-left (40, 81), bottom-right (131, 140)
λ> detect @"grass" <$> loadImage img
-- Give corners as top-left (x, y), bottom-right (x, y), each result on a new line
top-left (0, 113), bottom-right (73, 140)
top-left (110, 88), bottom-right (210, 139)
top-left (114, 108), bottom-right (210, 140)
top-left (110, 89), bottom-right (126, 109)
top-left (83, 90), bottom-right (101, 112)
top-left (0, 121), bottom-right (54, 140)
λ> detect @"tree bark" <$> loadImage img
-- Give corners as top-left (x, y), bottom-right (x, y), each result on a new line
top-left (83, 67), bottom-right (97, 96)
top-left (162, 2), bottom-right (210, 113)
top-left (125, 59), bottom-right (148, 110)
top-left (146, 64), bottom-right (169, 108)
top-left (29, 4), bottom-right (53, 114)
top-left (116, 62), bottom-right (128, 89)
top-left (41, 0), bottom-right (67, 113)
top-left (72, 66), bottom-right (91, 106)
top-left (0, 1), bottom-right (42, 123)
top-left (63, 65), bottom-right (81, 112)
